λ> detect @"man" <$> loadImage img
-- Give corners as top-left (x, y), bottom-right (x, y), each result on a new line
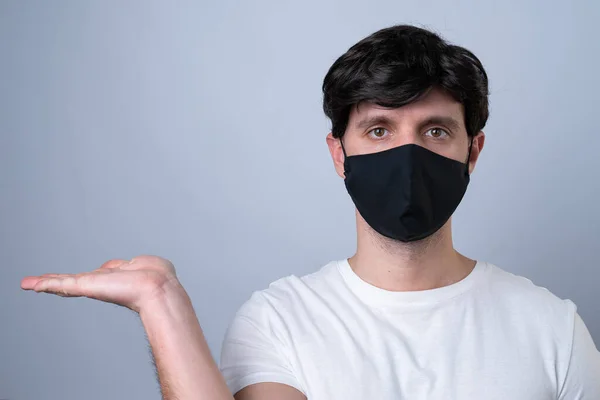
top-left (21, 25), bottom-right (600, 399)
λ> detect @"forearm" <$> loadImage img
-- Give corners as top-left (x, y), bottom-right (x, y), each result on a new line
top-left (139, 281), bottom-right (233, 400)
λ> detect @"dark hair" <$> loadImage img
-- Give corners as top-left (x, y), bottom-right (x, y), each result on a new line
top-left (322, 25), bottom-right (489, 138)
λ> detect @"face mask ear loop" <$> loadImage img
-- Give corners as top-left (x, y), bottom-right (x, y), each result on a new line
top-left (339, 136), bottom-right (348, 158)
top-left (465, 136), bottom-right (474, 176)
top-left (339, 136), bottom-right (350, 176)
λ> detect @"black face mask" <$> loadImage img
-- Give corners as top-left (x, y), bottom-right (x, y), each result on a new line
top-left (342, 141), bottom-right (473, 242)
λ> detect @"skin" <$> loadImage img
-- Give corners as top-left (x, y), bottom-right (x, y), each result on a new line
top-left (21, 256), bottom-right (235, 400)
top-left (20, 86), bottom-right (484, 400)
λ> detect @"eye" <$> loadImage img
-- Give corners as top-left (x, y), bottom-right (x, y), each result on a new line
top-left (424, 127), bottom-right (450, 139)
top-left (367, 127), bottom-right (389, 139)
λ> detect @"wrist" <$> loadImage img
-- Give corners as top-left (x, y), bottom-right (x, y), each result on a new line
top-left (135, 277), bottom-right (232, 400)
top-left (138, 277), bottom-right (190, 320)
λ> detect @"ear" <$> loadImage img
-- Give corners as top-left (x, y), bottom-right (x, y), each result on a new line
top-left (326, 132), bottom-right (346, 179)
top-left (468, 131), bottom-right (485, 175)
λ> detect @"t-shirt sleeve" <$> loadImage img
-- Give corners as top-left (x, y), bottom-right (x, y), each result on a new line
top-left (219, 292), bottom-right (305, 396)
top-left (558, 309), bottom-right (600, 399)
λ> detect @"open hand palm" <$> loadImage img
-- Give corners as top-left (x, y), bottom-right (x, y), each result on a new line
top-left (20, 255), bottom-right (178, 312)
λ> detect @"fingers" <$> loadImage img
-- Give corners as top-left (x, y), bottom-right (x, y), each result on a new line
top-left (99, 259), bottom-right (129, 269)
top-left (21, 258), bottom-right (125, 291)
top-left (20, 276), bottom-right (38, 290)
top-left (32, 275), bottom-right (83, 297)
top-left (21, 274), bottom-right (65, 289)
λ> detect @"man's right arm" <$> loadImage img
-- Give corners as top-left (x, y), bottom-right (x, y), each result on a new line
top-left (140, 284), bottom-right (306, 400)
top-left (220, 291), bottom-right (307, 399)
top-left (21, 255), bottom-right (301, 400)
top-left (235, 383), bottom-right (306, 400)
top-left (140, 279), bottom-right (234, 399)
top-left (142, 281), bottom-right (306, 400)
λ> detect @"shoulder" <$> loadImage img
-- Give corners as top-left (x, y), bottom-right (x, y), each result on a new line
top-left (482, 262), bottom-right (577, 353)
top-left (219, 264), bottom-right (337, 397)
top-left (483, 263), bottom-right (600, 395)
top-left (484, 262), bottom-right (576, 315)
top-left (221, 260), bottom-right (344, 371)
top-left (233, 260), bottom-right (343, 320)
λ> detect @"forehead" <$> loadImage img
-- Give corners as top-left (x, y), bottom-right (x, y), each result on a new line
top-left (348, 87), bottom-right (465, 128)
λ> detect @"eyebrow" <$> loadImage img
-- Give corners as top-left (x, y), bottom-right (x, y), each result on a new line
top-left (354, 114), bottom-right (462, 133)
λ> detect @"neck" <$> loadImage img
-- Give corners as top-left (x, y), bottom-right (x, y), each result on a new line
top-left (349, 214), bottom-right (476, 292)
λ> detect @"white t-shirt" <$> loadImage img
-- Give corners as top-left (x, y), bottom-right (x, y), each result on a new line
top-left (220, 260), bottom-right (600, 399)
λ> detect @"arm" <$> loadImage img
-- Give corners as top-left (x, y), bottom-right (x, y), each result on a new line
top-left (235, 383), bottom-right (306, 400)
top-left (558, 311), bottom-right (600, 399)
top-left (21, 256), bottom-right (232, 400)
top-left (21, 255), bottom-right (304, 400)
top-left (140, 282), bottom-right (306, 399)
top-left (140, 279), bottom-right (233, 400)
top-left (220, 292), bottom-right (307, 400)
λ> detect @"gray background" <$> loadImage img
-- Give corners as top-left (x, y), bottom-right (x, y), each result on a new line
top-left (1, 1), bottom-right (598, 399)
